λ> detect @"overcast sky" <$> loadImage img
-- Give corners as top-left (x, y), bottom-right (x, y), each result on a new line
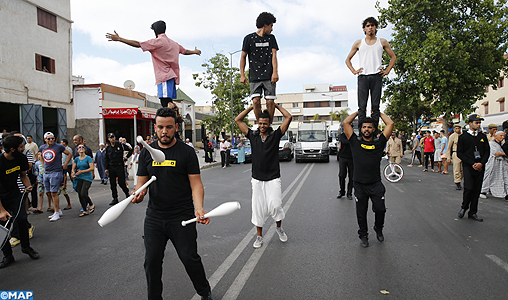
top-left (70, 0), bottom-right (392, 110)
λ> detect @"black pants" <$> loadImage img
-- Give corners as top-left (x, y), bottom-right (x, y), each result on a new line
top-left (462, 165), bottom-right (484, 215)
top-left (424, 152), bottom-right (434, 170)
top-left (338, 157), bottom-right (354, 196)
top-left (1, 194), bottom-right (30, 257)
top-left (353, 181), bottom-right (386, 238)
top-left (108, 164), bottom-right (130, 200)
top-left (76, 179), bottom-right (93, 211)
top-left (144, 211), bottom-right (210, 299)
top-left (357, 74), bottom-right (382, 127)
top-left (159, 97), bottom-right (173, 108)
top-left (411, 150), bottom-right (422, 165)
top-left (221, 151), bottom-right (230, 167)
top-left (28, 173), bottom-right (37, 209)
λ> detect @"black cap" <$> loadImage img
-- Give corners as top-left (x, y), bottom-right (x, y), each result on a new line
top-left (107, 133), bottom-right (115, 138)
top-left (468, 114), bottom-right (484, 122)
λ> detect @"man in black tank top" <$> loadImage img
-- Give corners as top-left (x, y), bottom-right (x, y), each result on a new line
top-left (345, 17), bottom-right (397, 129)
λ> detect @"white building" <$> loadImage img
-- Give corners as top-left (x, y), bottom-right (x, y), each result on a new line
top-left (0, 0), bottom-right (73, 145)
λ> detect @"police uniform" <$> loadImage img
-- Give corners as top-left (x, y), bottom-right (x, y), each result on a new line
top-left (104, 137), bottom-right (133, 204)
top-left (447, 125), bottom-right (463, 189)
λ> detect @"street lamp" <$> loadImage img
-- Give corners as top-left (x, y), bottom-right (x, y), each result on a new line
top-left (322, 93), bottom-right (335, 125)
top-left (229, 50), bottom-right (242, 140)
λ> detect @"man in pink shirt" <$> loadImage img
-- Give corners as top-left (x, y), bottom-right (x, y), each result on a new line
top-left (106, 21), bottom-right (201, 108)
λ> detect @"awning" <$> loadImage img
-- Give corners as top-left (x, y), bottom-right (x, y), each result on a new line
top-left (481, 101), bottom-right (489, 105)
top-left (138, 108), bottom-right (158, 120)
top-left (496, 97), bottom-right (505, 102)
top-left (101, 100), bottom-right (157, 120)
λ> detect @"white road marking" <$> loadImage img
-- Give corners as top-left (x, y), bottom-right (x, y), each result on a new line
top-left (486, 254), bottom-right (508, 273)
top-left (191, 164), bottom-right (312, 300)
top-left (222, 164), bottom-right (314, 299)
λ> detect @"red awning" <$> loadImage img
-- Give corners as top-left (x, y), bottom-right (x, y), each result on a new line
top-left (102, 108), bottom-right (138, 119)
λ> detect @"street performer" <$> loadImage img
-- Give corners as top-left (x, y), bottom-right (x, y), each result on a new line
top-left (343, 111), bottom-right (394, 248)
top-left (132, 107), bottom-right (212, 300)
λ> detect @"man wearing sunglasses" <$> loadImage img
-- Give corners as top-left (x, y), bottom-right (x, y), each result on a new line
top-left (39, 132), bottom-right (72, 222)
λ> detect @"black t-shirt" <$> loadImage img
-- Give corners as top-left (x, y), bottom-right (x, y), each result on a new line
top-left (242, 32), bottom-right (279, 82)
top-left (338, 133), bottom-right (352, 159)
top-left (137, 140), bottom-right (200, 217)
top-left (0, 153), bottom-right (29, 200)
top-left (348, 133), bottom-right (387, 184)
top-left (247, 127), bottom-right (282, 181)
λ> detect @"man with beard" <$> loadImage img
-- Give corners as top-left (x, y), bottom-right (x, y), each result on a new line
top-left (104, 133), bottom-right (133, 206)
top-left (132, 107), bottom-right (212, 300)
top-left (235, 104), bottom-right (292, 249)
top-left (343, 111), bottom-right (394, 248)
top-left (106, 21), bottom-right (201, 108)
top-left (0, 135), bottom-right (39, 268)
top-left (346, 17), bottom-right (396, 128)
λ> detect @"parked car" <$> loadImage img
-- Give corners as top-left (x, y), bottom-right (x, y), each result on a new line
top-left (278, 130), bottom-right (294, 161)
top-left (229, 140), bottom-right (252, 164)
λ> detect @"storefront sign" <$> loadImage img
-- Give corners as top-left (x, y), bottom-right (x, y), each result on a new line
top-left (102, 108), bottom-right (138, 119)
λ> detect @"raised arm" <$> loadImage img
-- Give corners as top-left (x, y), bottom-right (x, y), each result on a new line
top-left (106, 31), bottom-right (141, 48)
top-left (343, 111), bottom-right (358, 140)
top-left (275, 103), bottom-right (292, 135)
top-left (381, 113), bottom-right (394, 140)
top-left (235, 105), bottom-right (253, 136)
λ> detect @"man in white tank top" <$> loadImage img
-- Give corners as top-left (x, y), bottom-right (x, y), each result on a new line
top-left (346, 17), bottom-right (396, 130)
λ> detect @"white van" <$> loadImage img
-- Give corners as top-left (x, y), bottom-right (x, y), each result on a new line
top-left (295, 121), bottom-right (329, 163)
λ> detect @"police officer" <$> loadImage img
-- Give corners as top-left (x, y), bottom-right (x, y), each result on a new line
top-left (104, 133), bottom-right (133, 205)
top-left (456, 114), bottom-right (490, 222)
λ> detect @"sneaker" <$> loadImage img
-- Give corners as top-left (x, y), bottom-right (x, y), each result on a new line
top-left (374, 227), bottom-right (384, 242)
top-left (9, 237), bottom-right (20, 247)
top-left (28, 225), bottom-right (35, 239)
top-left (276, 227), bottom-right (288, 242)
top-left (48, 211), bottom-right (56, 219)
top-left (479, 193), bottom-right (487, 199)
top-left (47, 209), bottom-right (62, 219)
top-left (360, 236), bottom-right (369, 248)
top-left (49, 213), bottom-right (60, 222)
top-left (201, 292), bottom-right (213, 300)
top-left (253, 236), bottom-right (263, 248)
top-left (21, 247), bottom-right (40, 260)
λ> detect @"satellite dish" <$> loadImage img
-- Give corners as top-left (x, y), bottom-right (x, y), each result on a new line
top-left (124, 80), bottom-right (135, 90)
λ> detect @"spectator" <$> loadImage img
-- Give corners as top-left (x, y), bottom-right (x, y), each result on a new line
top-left (95, 143), bottom-right (108, 185)
top-left (71, 145), bottom-right (95, 216)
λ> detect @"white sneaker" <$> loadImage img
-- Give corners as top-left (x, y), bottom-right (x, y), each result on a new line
top-left (276, 227), bottom-right (288, 242)
top-left (49, 213), bottom-right (60, 222)
top-left (47, 209), bottom-right (62, 219)
top-left (48, 212), bottom-right (56, 219)
top-left (479, 193), bottom-right (487, 199)
top-left (253, 236), bottom-right (263, 248)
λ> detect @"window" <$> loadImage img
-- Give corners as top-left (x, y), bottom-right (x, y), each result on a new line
top-left (335, 101), bottom-right (342, 107)
top-left (35, 54), bottom-right (55, 74)
top-left (304, 102), bottom-right (315, 108)
top-left (486, 86), bottom-right (489, 93)
top-left (293, 103), bottom-right (298, 107)
top-left (37, 8), bottom-right (57, 32)
top-left (485, 103), bottom-right (489, 115)
top-left (320, 101), bottom-right (328, 107)
top-left (499, 77), bottom-right (504, 88)
top-left (501, 101), bottom-right (505, 112)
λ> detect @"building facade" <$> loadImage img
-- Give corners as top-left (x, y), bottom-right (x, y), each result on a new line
top-left (0, 0), bottom-right (73, 145)
top-left (474, 74), bottom-right (508, 127)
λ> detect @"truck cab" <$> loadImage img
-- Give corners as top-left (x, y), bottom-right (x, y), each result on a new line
top-left (295, 121), bottom-right (330, 163)
top-left (278, 130), bottom-right (294, 161)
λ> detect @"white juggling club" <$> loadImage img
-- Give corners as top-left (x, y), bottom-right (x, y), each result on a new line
top-left (181, 201), bottom-right (241, 226)
top-left (98, 176), bottom-right (157, 227)
top-left (137, 136), bottom-right (165, 163)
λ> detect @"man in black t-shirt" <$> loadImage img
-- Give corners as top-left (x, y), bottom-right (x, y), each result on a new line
top-left (240, 12), bottom-right (279, 121)
top-left (235, 103), bottom-right (292, 249)
top-left (337, 132), bottom-right (354, 200)
top-left (0, 135), bottom-right (39, 268)
top-left (131, 107), bottom-right (212, 300)
top-left (344, 111), bottom-right (394, 248)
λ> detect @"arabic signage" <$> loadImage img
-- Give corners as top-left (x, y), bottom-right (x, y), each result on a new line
top-left (102, 108), bottom-right (138, 119)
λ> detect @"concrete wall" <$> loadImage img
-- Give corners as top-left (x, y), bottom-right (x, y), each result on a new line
top-left (0, 0), bottom-right (74, 127)
top-left (75, 118), bottom-right (100, 152)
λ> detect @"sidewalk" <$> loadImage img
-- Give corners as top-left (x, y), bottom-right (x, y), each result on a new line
top-left (195, 148), bottom-right (221, 170)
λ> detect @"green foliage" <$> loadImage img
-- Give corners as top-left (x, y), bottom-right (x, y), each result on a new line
top-left (377, 0), bottom-right (508, 130)
top-left (193, 53), bottom-right (250, 136)
top-left (313, 114), bottom-right (320, 120)
top-left (330, 108), bottom-right (350, 121)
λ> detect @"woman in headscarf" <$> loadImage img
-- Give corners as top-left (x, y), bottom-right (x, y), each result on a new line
top-left (481, 131), bottom-right (508, 199)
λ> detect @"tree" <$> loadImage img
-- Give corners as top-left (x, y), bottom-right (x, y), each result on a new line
top-left (193, 53), bottom-right (250, 137)
top-left (313, 114), bottom-right (321, 121)
top-left (378, 0), bottom-right (508, 132)
top-left (330, 108), bottom-right (350, 122)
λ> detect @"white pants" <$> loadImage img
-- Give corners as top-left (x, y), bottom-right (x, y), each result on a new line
top-left (251, 178), bottom-right (285, 227)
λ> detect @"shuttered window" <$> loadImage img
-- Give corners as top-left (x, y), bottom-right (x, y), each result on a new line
top-left (37, 7), bottom-right (57, 32)
top-left (35, 54), bottom-right (55, 74)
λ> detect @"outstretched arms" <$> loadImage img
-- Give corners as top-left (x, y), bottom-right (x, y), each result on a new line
top-left (106, 31), bottom-right (141, 48)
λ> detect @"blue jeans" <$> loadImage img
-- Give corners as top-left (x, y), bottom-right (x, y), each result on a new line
top-left (357, 74), bottom-right (382, 127)
top-left (143, 209), bottom-right (210, 299)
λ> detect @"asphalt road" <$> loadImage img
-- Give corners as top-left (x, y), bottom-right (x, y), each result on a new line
top-left (3, 154), bottom-right (508, 300)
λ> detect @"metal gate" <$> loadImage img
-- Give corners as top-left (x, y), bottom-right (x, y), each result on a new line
top-left (57, 108), bottom-right (67, 141)
top-left (21, 104), bottom-right (43, 146)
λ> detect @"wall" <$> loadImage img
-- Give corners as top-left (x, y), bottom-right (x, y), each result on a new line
top-left (75, 119), bottom-right (100, 152)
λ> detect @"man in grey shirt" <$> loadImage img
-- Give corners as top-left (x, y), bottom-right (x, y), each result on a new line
top-left (408, 133), bottom-right (422, 167)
